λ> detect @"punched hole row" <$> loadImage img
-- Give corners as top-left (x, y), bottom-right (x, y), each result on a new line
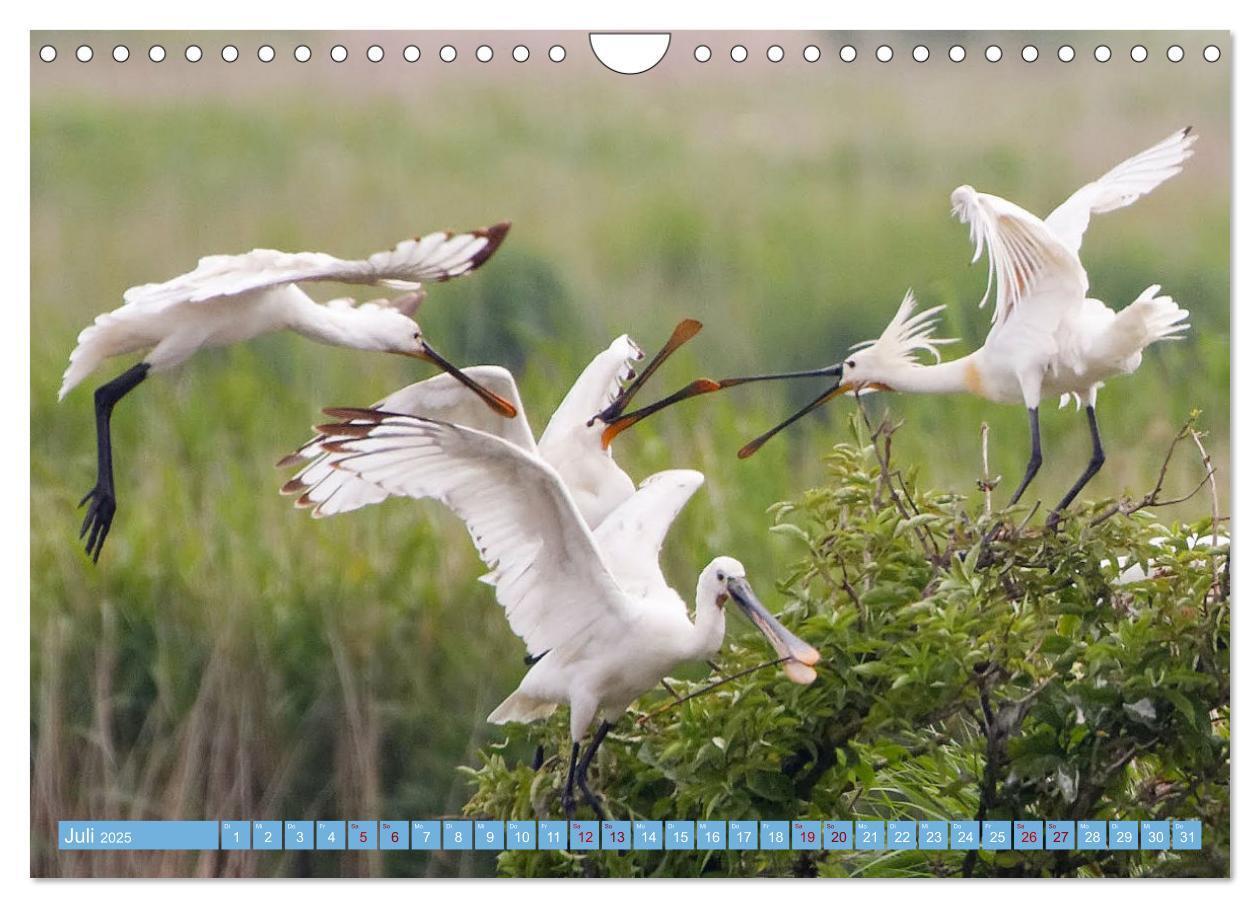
top-left (38, 41), bottom-right (1223, 66)
top-left (37, 43), bottom-right (567, 64)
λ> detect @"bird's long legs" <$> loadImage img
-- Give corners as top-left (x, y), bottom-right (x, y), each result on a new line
top-left (561, 741), bottom-right (581, 819)
top-left (79, 362), bottom-right (149, 562)
top-left (569, 720), bottom-right (613, 821)
top-left (1008, 407), bottom-right (1043, 507)
top-left (1047, 405), bottom-right (1105, 531)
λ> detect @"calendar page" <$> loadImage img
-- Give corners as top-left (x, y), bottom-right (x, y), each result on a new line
top-left (30, 29), bottom-right (1230, 880)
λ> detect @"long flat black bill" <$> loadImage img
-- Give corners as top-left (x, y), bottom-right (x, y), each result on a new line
top-left (738, 385), bottom-right (845, 459)
top-left (601, 379), bottom-right (721, 448)
top-left (421, 341), bottom-right (517, 418)
top-left (597, 318), bottom-right (703, 422)
top-left (710, 362), bottom-right (845, 389)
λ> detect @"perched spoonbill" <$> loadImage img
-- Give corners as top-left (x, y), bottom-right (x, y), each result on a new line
top-left (603, 128), bottom-right (1196, 527)
top-left (59, 223), bottom-right (514, 561)
top-left (279, 321), bottom-right (703, 527)
top-left (313, 408), bottom-right (820, 818)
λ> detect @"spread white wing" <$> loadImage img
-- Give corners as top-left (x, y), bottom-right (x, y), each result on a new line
top-left (1044, 128), bottom-right (1196, 254)
top-left (951, 186), bottom-right (1088, 337)
top-left (280, 366), bottom-right (534, 517)
top-left (317, 410), bottom-right (633, 659)
top-left (538, 334), bottom-right (643, 450)
top-left (121, 222), bottom-right (510, 311)
top-left (592, 470), bottom-right (705, 602)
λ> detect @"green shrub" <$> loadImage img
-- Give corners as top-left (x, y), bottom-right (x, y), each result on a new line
top-left (463, 413), bottom-right (1229, 878)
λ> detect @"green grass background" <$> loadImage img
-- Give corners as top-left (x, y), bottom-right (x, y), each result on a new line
top-left (30, 31), bottom-right (1229, 876)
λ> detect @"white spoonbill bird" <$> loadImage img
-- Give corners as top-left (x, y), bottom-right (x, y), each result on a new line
top-left (279, 321), bottom-right (703, 527)
top-left (59, 222), bottom-right (514, 561)
top-left (603, 128), bottom-right (1197, 527)
top-left (313, 408), bottom-right (820, 818)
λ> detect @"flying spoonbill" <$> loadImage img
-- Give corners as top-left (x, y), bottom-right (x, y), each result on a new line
top-left (603, 128), bottom-right (1196, 527)
top-left (59, 222), bottom-right (513, 561)
top-left (279, 321), bottom-right (703, 527)
top-left (313, 408), bottom-right (820, 818)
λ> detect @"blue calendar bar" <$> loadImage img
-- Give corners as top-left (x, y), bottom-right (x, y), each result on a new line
top-left (55, 817), bottom-right (1203, 851)
top-left (58, 821), bottom-right (219, 850)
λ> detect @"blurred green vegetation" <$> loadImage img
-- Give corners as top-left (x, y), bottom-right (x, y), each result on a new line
top-left (31, 47), bottom-right (1228, 877)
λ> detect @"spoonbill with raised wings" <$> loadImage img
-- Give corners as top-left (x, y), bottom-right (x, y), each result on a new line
top-left (314, 408), bottom-right (820, 818)
top-left (603, 128), bottom-right (1197, 528)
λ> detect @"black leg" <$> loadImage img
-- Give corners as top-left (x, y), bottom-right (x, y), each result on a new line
top-left (575, 720), bottom-right (613, 821)
top-left (561, 741), bottom-right (580, 819)
top-left (1047, 405), bottom-right (1106, 531)
top-left (1007, 407), bottom-right (1042, 507)
top-left (79, 362), bottom-right (149, 563)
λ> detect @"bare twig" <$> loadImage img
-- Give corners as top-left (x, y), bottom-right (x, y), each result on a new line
top-left (978, 422), bottom-right (994, 516)
top-left (635, 657), bottom-right (789, 725)
top-left (1187, 427), bottom-right (1222, 545)
top-left (1091, 416), bottom-right (1215, 526)
top-left (856, 402), bottom-right (940, 561)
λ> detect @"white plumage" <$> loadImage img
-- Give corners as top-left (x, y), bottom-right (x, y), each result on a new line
top-left (60, 222), bottom-right (513, 562)
top-left (314, 408), bottom-right (819, 818)
top-left (280, 334), bottom-right (644, 526)
top-left (60, 224), bottom-right (511, 398)
top-left (644, 128), bottom-right (1197, 527)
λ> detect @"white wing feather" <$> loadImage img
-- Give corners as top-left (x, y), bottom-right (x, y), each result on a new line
top-left (280, 367), bottom-right (533, 517)
top-left (592, 470), bottom-right (705, 602)
top-left (951, 186), bottom-right (1088, 333)
top-left (121, 223), bottom-right (509, 311)
top-left (318, 411), bottom-right (632, 657)
top-left (1044, 128), bottom-right (1197, 254)
top-left (538, 334), bottom-right (643, 450)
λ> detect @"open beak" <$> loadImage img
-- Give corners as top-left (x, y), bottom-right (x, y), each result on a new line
top-left (726, 576), bottom-right (820, 685)
top-left (403, 341), bottom-right (518, 418)
top-left (595, 318), bottom-right (704, 425)
top-left (601, 379), bottom-right (721, 448)
top-left (599, 360), bottom-right (846, 450)
top-left (737, 381), bottom-right (851, 459)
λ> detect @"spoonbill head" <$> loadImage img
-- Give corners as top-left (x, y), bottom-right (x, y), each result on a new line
top-left (698, 556), bottom-right (821, 685)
